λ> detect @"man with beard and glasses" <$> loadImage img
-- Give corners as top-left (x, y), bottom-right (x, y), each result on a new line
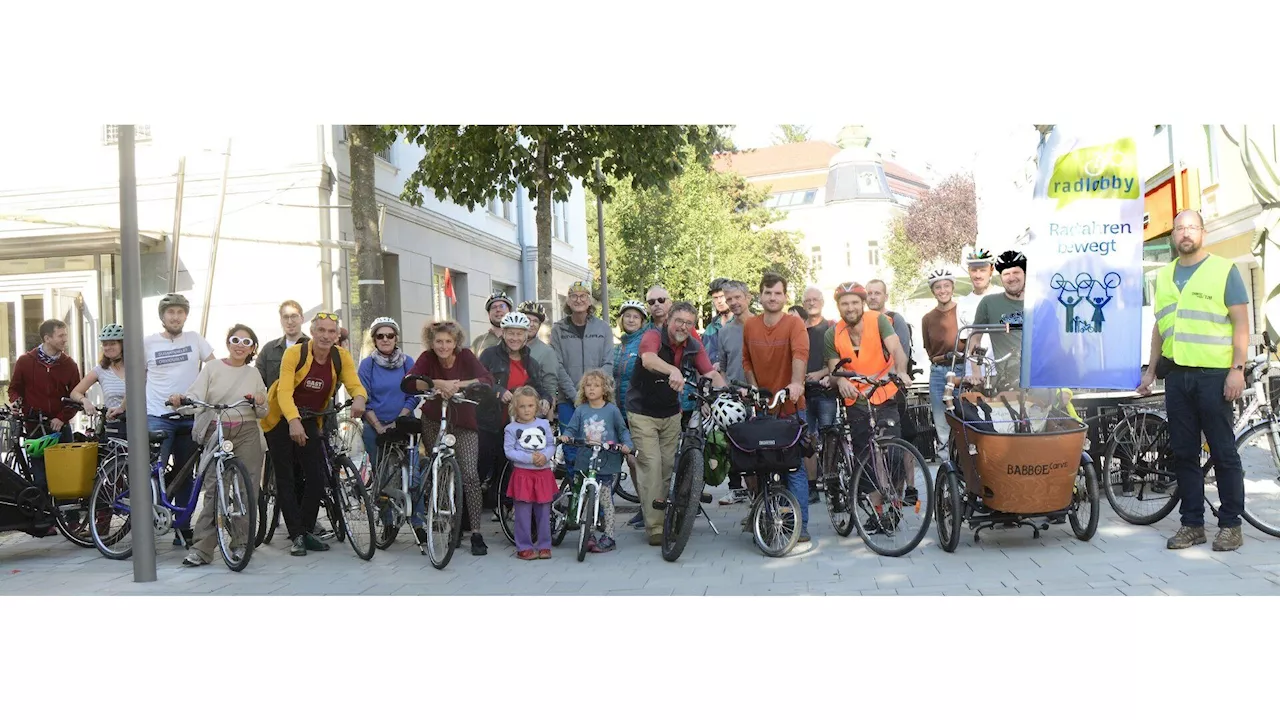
top-left (471, 292), bottom-right (514, 356)
top-left (956, 247), bottom-right (997, 379)
top-left (967, 251), bottom-right (1027, 393)
top-left (801, 285), bottom-right (836, 504)
top-left (716, 280), bottom-right (758, 507)
top-left (702, 278), bottom-right (733, 369)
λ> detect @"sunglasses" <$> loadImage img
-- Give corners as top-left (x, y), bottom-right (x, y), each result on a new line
top-left (228, 336), bottom-right (256, 347)
top-left (431, 321), bottom-right (458, 330)
top-left (375, 332), bottom-right (397, 341)
top-left (647, 298), bottom-right (668, 305)
top-left (313, 312), bottom-right (340, 323)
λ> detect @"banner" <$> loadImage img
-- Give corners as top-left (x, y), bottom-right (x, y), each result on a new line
top-left (1021, 128), bottom-right (1144, 390)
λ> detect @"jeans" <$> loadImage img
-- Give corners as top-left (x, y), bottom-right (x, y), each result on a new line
top-left (775, 411), bottom-right (810, 533)
top-left (362, 422), bottom-right (381, 472)
top-left (557, 402), bottom-right (578, 465)
top-left (929, 364), bottom-right (951, 448)
top-left (148, 414), bottom-right (198, 530)
top-left (805, 394), bottom-right (837, 431)
top-left (1165, 368), bottom-right (1244, 528)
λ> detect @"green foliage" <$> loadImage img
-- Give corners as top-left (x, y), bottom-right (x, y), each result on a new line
top-left (882, 215), bottom-right (922, 308)
top-left (587, 146), bottom-right (811, 320)
top-left (772, 125), bottom-right (812, 145)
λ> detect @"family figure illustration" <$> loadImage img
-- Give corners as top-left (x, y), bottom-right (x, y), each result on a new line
top-left (1051, 271), bottom-right (1121, 334)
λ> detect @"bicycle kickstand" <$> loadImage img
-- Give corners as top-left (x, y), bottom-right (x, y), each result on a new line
top-left (699, 505), bottom-right (720, 535)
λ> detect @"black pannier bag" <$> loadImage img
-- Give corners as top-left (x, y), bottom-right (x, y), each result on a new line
top-left (0, 460), bottom-right (55, 536)
top-left (724, 414), bottom-right (806, 475)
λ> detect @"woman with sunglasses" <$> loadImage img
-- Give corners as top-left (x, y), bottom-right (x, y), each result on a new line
top-left (357, 317), bottom-right (416, 473)
top-left (170, 324), bottom-right (268, 567)
top-left (402, 320), bottom-right (495, 556)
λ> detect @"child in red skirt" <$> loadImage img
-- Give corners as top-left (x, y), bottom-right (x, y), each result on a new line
top-left (503, 386), bottom-right (559, 560)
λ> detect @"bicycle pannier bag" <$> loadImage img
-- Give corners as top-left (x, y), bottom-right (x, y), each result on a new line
top-left (724, 415), bottom-right (805, 474)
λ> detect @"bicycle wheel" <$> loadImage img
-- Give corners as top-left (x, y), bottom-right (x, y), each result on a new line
top-left (1102, 411), bottom-right (1179, 525)
top-left (752, 481), bottom-right (800, 557)
top-left (425, 455), bottom-right (462, 569)
top-left (613, 464), bottom-right (639, 504)
top-left (550, 478), bottom-right (570, 547)
top-left (577, 483), bottom-right (596, 562)
top-left (851, 437), bottom-right (933, 557)
top-left (372, 450), bottom-right (405, 550)
top-left (213, 458), bottom-right (256, 572)
top-left (661, 446), bottom-right (704, 562)
top-left (88, 454), bottom-right (134, 560)
top-left (1237, 420), bottom-right (1280, 537)
top-left (53, 497), bottom-right (97, 549)
top-left (819, 436), bottom-right (853, 537)
top-left (255, 460), bottom-right (278, 547)
top-left (332, 457), bottom-right (376, 560)
top-left (496, 462), bottom-right (517, 545)
top-left (1068, 459), bottom-right (1100, 541)
top-left (934, 465), bottom-right (963, 553)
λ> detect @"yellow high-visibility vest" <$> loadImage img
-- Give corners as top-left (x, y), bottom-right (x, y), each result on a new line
top-left (1153, 254), bottom-right (1235, 369)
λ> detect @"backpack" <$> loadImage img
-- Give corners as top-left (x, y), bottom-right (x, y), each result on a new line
top-left (295, 338), bottom-right (342, 378)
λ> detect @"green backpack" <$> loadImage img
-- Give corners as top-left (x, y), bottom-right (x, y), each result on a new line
top-left (704, 427), bottom-right (730, 487)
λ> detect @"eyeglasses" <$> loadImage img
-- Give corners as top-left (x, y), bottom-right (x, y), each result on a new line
top-left (280, 313), bottom-right (302, 322)
top-left (1174, 225), bottom-right (1203, 233)
top-left (669, 317), bottom-right (694, 328)
top-left (375, 332), bottom-right (397, 341)
top-left (647, 298), bottom-right (668, 306)
top-left (313, 312), bottom-right (340, 323)
top-left (228, 337), bottom-right (256, 347)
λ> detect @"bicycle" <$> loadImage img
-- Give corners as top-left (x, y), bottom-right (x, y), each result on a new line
top-left (827, 360), bottom-right (935, 557)
top-left (399, 376), bottom-right (478, 569)
top-left (290, 399), bottom-right (377, 560)
top-left (558, 439), bottom-right (629, 562)
top-left (1102, 333), bottom-right (1280, 535)
top-left (0, 404), bottom-right (99, 547)
top-left (728, 380), bottom-right (806, 558)
top-left (496, 419), bottom-right (571, 549)
top-left (651, 374), bottom-right (722, 563)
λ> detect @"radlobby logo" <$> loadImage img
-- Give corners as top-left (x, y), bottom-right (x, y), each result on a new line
top-left (1047, 138), bottom-right (1140, 208)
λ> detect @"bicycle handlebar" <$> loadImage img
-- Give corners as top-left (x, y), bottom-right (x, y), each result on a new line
top-left (173, 396), bottom-right (258, 412)
top-left (557, 438), bottom-right (631, 455)
top-left (297, 398), bottom-right (355, 420)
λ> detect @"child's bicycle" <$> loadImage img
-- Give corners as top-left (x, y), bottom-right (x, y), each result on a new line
top-left (559, 439), bottom-right (630, 562)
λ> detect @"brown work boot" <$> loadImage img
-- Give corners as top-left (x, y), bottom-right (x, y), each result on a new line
top-left (1166, 525), bottom-right (1206, 550)
top-left (1212, 526), bottom-right (1244, 552)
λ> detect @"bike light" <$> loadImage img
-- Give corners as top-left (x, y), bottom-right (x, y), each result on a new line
top-left (443, 434), bottom-right (457, 448)
top-left (221, 440), bottom-right (235, 454)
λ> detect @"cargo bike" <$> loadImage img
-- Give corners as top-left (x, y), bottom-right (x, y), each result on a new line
top-left (933, 324), bottom-right (1100, 552)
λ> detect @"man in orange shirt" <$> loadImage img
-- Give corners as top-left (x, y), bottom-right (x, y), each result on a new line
top-left (741, 271), bottom-right (812, 541)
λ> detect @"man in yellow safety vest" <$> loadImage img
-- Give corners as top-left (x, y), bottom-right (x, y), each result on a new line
top-left (1137, 210), bottom-right (1252, 552)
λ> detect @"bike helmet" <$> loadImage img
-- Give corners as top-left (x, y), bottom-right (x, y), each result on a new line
top-left (485, 292), bottom-right (513, 313)
top-left (517, 300), bottom-right (546, 321)
top-left (926, 268), bottom-right (955, 288)
top-left (23, 433), bottom-right (61, 459)
top-left (368, 317), bottom-right (400, 338)
top-left (158, 293), bottom-right (190, 317)
top-left (965, 247), bottom-right (995, 266)
top-left (500, 312), bottom-right (531, 330)
top-left (995, 250), bottom-right (1027, 273)
top-left (617, 299), bottom-right (648, 319)
top-left (567, 280), bottom-right (592, 295)
top-left (709, 393), bottom-right (749, 429)
top-left (833, 281), bottom-right (868, 302)
top-left (98, 323), bottom-right (125, 341)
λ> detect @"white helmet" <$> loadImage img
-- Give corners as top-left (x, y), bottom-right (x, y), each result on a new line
top-left (617, 299), bottom-right (649, 319)
top-left (368, 317), bottom-right (400, 338)
top-left (710, 394), bottom-right (749, 429)
top-left (926, 268), bottom-right (955, 287)
top-left (500, 312), bottom-right (531, 330)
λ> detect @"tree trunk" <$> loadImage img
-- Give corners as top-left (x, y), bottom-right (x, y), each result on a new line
top-left (349, 125), bottom-right (385, 334)
top-left (535, 145), bottom-right (554, 308)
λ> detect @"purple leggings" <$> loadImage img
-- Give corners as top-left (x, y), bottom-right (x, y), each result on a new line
top-left (513, 501), bottom-right (552, 552)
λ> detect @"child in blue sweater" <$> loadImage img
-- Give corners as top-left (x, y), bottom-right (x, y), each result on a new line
top-left (559, 369), bottom-right (632, 553)
top-left (504, 386), bottom-right (559, 560)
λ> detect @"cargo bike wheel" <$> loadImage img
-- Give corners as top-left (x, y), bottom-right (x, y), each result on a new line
top-left (934, 465), bottom-right (963, 553)
top-left (1068, 459), bottom-right (1100, 541)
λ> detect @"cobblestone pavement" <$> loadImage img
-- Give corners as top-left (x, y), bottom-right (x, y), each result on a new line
top-left (4, 482), bottom-right (1280, 596)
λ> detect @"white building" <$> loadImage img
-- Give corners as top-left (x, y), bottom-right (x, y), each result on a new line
top-left (0, 123), bottom-right (591, 390)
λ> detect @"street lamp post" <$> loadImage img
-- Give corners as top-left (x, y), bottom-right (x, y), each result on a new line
top-left (117, 125), bottom-right (157, 582)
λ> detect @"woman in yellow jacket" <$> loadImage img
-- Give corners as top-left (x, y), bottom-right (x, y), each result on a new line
top-left (260, 313), bottom-right (368, 557)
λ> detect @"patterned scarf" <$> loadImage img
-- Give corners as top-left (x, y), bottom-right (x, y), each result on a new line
top-left (35, 344), bottom-right (61, 366)
top-left (372, 347), bottom-right (407, 370)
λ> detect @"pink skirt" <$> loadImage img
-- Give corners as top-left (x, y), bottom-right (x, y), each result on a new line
top-left (507, 467), bottom-right (558, 504)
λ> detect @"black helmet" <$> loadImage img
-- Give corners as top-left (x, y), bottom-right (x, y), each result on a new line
top-left (485, 292), bottom-right (513, 313)
top-left (158, 293), bottom-right (190, 317)
top-left (995, 251), bottom-right (1026, 273)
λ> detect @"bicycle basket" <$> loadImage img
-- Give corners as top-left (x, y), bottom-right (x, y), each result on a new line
top-left (704, 427), bottom-right (730, 487)
top-left (724, 415), bottom-right (805, 475)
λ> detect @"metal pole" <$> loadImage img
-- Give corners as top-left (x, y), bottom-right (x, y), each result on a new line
top-left (168, 157), bottom-right (186, 293)
top-left (118, 126), bottom-right (157, 582)
top-left (199, 139), bottom-right (232, 338)
top-left (594, 161), bottom-right (608, 313)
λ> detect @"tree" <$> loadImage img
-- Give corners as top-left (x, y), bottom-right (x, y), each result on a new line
top-left (903, 171), bottom-right (977, 263)
top-left (588, 145), bottom-right (810, 321)
top-left (772, 124), bottom-right (811, 145)
top-left (1220, 125), bottom-right (1280, 340)
top-left (883, 215), bottom-right (922, 308)
top-left (393, 125), bottom-right (727, 302)
top-left (346, 125), bottom-right (397, 334)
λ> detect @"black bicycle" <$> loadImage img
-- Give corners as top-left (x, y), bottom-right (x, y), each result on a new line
top-left (652, 374), bottom-right (723, 562)
top-left (295, 399), bottom-right (377, 560)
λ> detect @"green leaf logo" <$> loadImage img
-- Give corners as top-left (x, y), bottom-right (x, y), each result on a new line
top-left (1047, 138), bottom-right (1140, 209)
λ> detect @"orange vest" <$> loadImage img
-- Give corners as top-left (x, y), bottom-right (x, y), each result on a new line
top-left (834, 311), bottom-right (898, 406)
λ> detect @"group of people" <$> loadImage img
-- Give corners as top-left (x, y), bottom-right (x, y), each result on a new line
top-left (5, 211), bottom-right (1256, 561)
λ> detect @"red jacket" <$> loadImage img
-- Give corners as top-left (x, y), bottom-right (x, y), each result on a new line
top-left (7, 349), bottom-right (81, 423)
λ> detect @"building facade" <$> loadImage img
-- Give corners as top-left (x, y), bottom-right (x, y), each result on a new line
top-left (0, 124), bottom-right (591, 394)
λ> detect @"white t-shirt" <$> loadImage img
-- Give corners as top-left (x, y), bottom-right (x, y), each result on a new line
top-left (956, 291), bottom-right (993, 376)
top-left (144, 331), bottom-right (215, 416)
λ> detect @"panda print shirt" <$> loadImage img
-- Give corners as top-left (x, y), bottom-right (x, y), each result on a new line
top-left (503, 418), bottom-right (558, 471)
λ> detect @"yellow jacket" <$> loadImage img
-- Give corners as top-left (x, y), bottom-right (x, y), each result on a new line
top-left (260, 343), bottom-right (366, 432)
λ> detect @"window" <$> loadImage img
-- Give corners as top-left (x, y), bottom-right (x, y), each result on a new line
top-left (503, 199), bottom-right (513, 221)
top-left (1143, 125), bottom-right (1175, 179)
top-left (1204, 125), bottom-right (1219, 185)
top-left (339, 126), bottom-right (394, 162)
top-left (488, 197), bottom-right (500, 216)
top-left (868, 239), bottom-right (881, 266)
top-left (102, 125), bottom-right (151, 145)
top-left (433, 270), bottom-right (456, 320)
top-left (811, 245), bottom-right (822, 271)
top-left (845, 242), bottom-right (851, 267)
top-left (376, 144), bottom-right (393, 163)
top-left (892, 192), bottom-right (916, 205)
top-left (765, 190), bottom-right (818, 208)
top-left (552, 201), bottom-right (566, 241)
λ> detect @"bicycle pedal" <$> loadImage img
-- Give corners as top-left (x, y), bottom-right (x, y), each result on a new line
top-left (652, 499), bottom-right (668, 510)
top-left (699, 492), bottom-right (712, 504)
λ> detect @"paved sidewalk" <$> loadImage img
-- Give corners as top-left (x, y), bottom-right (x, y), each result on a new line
top-left (4, 487), bottom-right (1280, 596)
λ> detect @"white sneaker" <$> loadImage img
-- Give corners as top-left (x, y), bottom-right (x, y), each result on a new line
top-left (719, 489), bottom-right (748, 506)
